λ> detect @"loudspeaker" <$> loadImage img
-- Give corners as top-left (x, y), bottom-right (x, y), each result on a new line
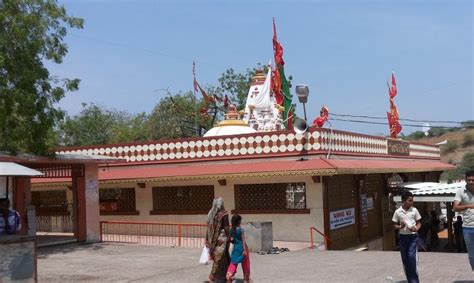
top-left (294, 118), bottom-right (308, 135)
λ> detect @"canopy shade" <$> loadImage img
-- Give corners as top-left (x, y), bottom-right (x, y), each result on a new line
top-left (393, 181), bottom-right (465, 202)
top-left (0, 162), bottom-right (44, 176)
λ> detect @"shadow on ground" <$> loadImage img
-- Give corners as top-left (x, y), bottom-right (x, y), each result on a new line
top-left (38, 243), bottom-right (104, 259)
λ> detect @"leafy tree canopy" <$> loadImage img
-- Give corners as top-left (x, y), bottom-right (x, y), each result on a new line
top-left (0, 0), bottom-right (83, 155)
top-left (57, 66), bottom-right (261, 145)
top-left (58, 103), bottom-right (148, 146)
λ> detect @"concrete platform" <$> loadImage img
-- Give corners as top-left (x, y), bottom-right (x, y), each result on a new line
top-left (37, 243), bottom-right (473, 282)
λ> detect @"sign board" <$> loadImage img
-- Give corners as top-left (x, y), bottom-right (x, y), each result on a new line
top-left (387, 139), bottom-right (410, 156)
top-left (330, 208), bottom-right (355, 230)
top-left (361, 194), bottom-right (369, 227)
top-left (367, 197), bottom-right (374, 210)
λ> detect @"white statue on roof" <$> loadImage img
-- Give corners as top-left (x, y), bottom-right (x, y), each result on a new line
top-left (242, 66), bottom-right (284, 132)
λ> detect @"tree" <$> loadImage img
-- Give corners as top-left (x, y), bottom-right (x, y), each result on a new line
top-left (458, 152), bottom-right (474, 175)
top-left (216, 67), bottom-right (259, 111)
top-left (0, 0), bottom-right (83, 155)
top-left (58, 103), bottom-right (148, 146)
top-left (441, 152), bottom-right (474, 182)
top-left (403, 131), bottom-right (426, 140)
top-left (461, 120), bottom-right (474, 129)
top-left (147, 91), bottom-right (205, 140)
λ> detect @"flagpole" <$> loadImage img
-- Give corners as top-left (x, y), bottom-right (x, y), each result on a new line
top-left (192, 61), bottom-right (199, 135)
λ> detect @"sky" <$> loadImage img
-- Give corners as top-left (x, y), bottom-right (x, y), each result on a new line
top-left (51, 0), bottom-right (473, 135)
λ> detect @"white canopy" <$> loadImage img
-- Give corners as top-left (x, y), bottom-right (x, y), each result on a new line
top-left (0, 162), bottom-right (43, 176)
top-left (393, 181), bottom-right (466, 202)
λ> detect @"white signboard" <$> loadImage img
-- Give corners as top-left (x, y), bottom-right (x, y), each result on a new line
top-left (330, 208), bottom-right (355, 230)
top-left (367, 197), bottom-right (374, 210)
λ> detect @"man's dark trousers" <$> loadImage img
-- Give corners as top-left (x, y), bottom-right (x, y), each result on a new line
top-left (399, 234), bottom-right (419, 283)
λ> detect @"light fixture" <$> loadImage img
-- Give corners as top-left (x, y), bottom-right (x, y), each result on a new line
top-left (295, 84), bottom-right (309, 121)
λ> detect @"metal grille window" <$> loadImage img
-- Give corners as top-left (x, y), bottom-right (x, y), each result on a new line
top-left (151, 186), bottom-right (214, 214)
top-left (32, 190), bottom-right (67, 205)
top-left (236, 182), bottom-right (307, 210)
top-left (99, 188), bottom-right (136, 213)
top-left (31, 190), bottom-right (73, 232)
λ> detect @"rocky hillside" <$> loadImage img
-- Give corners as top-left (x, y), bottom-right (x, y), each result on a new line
top-left (416, 128), bottom-right (474, 165)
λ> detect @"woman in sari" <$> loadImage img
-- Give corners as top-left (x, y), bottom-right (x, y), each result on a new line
top-left (206, 197), bottom-right (230, 282)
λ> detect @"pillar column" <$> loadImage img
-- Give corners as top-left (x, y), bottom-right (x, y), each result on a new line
top-left (75, 163), bottom-right (100, 243)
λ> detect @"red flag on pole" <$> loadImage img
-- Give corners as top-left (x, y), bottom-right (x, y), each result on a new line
top-left (273, 18), bottom-right (284, 66)
top-left (193, 61), bottom-right (211, 105)
top-left (223, 95), bottom-right (229, 109)
top-left (387, 72), bottom-right (402, 138)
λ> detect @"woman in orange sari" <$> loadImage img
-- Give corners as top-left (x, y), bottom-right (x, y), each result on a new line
top-left (206, 197), bottom-right (230, 282)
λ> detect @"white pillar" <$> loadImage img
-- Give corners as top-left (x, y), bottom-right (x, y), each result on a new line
top-left (84, 163), bottom-right (100, 242)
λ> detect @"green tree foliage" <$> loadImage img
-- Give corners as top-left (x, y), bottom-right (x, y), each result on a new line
top-left (428, 127), bottom-right (460, 137)
top-left (461, 120), bottom-right (474, 129)
top-left (147, 92), bottom-right (204, 140)
top-left (441, 152), bottom-right (474, 182)
top-left (0, 0), bottom-right (83, 155)
top-left (56, 67), bottom-right (258, 145)
top-left (403, 131), bottom-right (426, 140)
top-left (58, 103), bottom-right (147, 146)
top-left (463, 133), bottom-right (474, 146)
top-left (217, 67), bottom-right (258, 110)
top-left (458, 152), bottom-right (474, 175)
top-left (442, 140), bottom-right (458, 153)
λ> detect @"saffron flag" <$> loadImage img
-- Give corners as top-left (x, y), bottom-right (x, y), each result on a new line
top-left (193, 61), bottom-right (211, 105)
top-left (272, 18), bottom-right (293, 130)
top-left (223, 94), bottom-right (229, 109)
top-left (387, 72), bottom-right (402, 138)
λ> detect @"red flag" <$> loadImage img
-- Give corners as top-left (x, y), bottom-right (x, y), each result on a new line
top-left (272, 68), bottom-right (283, 105)
top-left (272, 18), bottom-right (284, 105)
top-left (193, 61), bottom-right (211, 104)
top-left (223, 95), bottom-right (229, 109)
top-left (387, 72), bottom-right (402, 138)
top-left (273, 18), bottom-right (284, 66)
top-left (389, 72), bottom-right (397, 99)
top-left (195, 80), bottom-right (211, 104)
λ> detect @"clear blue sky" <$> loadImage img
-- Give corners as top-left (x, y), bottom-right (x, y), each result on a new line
top-left (52, 0), bottom-right (473, 135)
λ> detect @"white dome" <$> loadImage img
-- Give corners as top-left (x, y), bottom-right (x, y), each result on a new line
top-left (204, 125), bottom-right (256, 137)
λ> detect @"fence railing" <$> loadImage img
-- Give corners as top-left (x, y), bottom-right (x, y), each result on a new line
top-left (309, 226), bottom-right (341, 250)
top-left (100, 221), bottom-right (207, 248)
top-left (36, 204), bottom-right (74, 233)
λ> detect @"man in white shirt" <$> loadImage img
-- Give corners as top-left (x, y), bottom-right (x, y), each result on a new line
top-left (392, 191), bottom-right (421, 283)
top-left (453, 170), bottom-right (474, 271)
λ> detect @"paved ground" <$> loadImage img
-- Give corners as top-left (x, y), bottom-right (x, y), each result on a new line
top-left (37, 243), bottom-right (473, 282)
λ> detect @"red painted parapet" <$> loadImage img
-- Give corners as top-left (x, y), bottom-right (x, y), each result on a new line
top-left (99, 221), bottom-right (207, 248)
top-left (56, 128), bottom-right (441, 165)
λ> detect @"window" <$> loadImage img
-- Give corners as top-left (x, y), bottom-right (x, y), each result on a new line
top-left (235, 182), bottom-right (308, 213)
top-left (31, 190), bottom-right (69, 216)
top-left (99, 188), bottom-right (138, 215)
top-left (151, 186), bottom-right (214, 214)
top-left (32, 190), bottom-right (67, 205)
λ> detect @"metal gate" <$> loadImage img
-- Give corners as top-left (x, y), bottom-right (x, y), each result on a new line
top-left (36, 203), bottom-right (74, 233)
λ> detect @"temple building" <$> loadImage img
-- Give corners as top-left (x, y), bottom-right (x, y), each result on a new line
top-left (30, 71), bottom-right (454, 250)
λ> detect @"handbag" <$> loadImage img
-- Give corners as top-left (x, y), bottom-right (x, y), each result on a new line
top-left (199, 246), bottom-right (210, 265)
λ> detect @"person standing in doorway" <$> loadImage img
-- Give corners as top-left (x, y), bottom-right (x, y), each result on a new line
top-left (453, 170), bottom-right (474, 271)
top-left (392, 191), bottom-right (422, 283)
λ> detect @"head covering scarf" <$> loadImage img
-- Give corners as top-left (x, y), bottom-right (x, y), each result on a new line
top-left (207, 197), bottom-right (225, 242)
top-left (207, 197), bottom-right (224, 224)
